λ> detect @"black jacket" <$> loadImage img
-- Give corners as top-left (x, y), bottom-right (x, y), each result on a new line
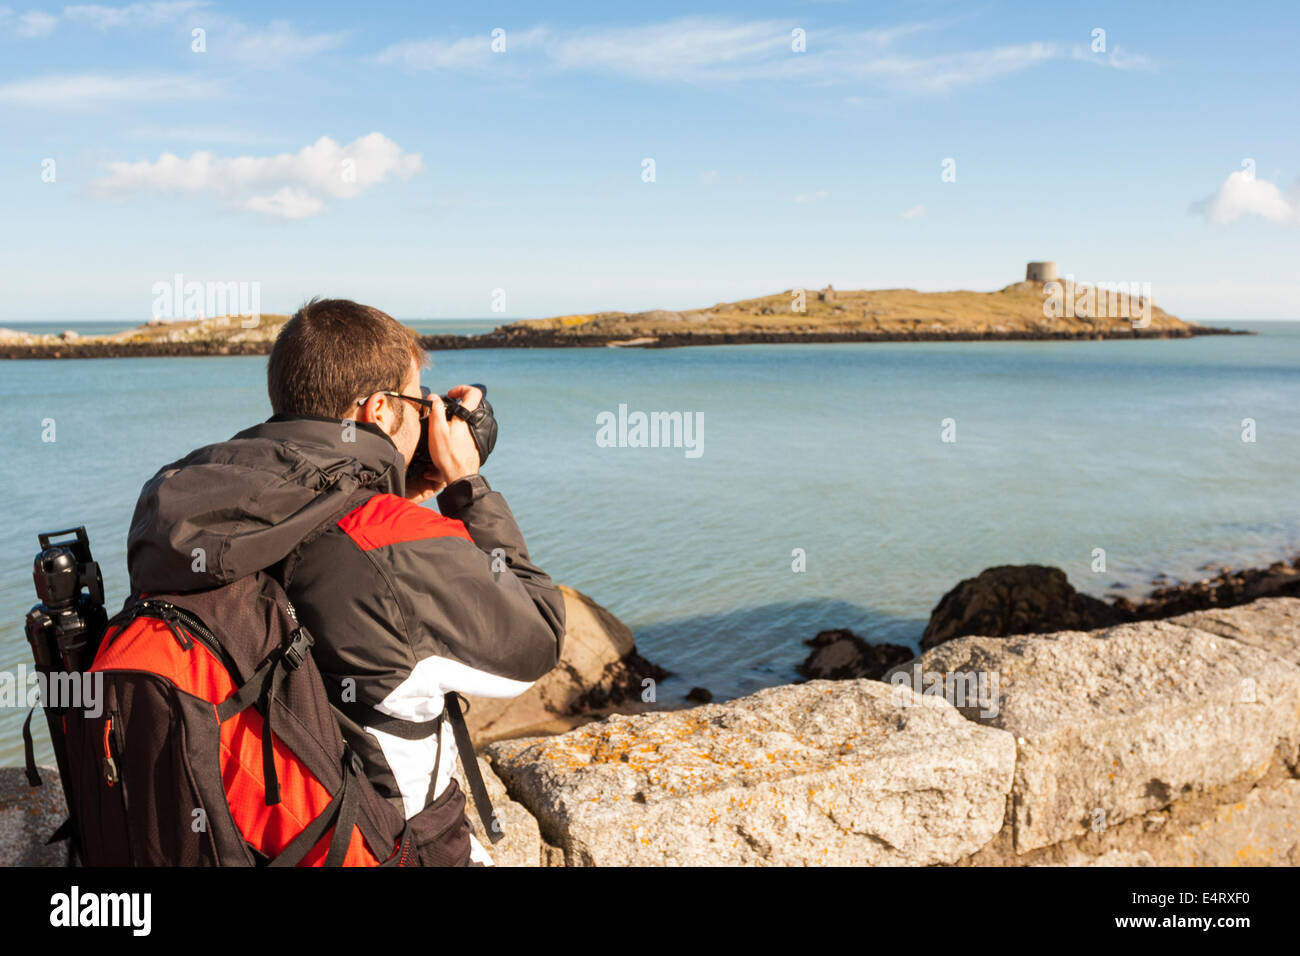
top-left (127, 415), bottom-right (566, 821)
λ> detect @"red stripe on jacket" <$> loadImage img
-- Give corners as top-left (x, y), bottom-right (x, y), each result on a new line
top-left (92, 619), bottom-right (384, 867)
top-left (337, 492), bottom-right (473, 551)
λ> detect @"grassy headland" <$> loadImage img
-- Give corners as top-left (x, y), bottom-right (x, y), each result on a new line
top-left (0, 280), bottom-right (1240, 359)
top-left (489, 280), bottom-right (1224, 347)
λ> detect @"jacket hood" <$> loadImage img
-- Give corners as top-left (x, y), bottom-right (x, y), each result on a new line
top-left (127, 415), bottom-right (406, 593)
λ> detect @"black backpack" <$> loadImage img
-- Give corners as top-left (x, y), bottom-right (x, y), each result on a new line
top-left (25, 528), bottom-right (489, 866)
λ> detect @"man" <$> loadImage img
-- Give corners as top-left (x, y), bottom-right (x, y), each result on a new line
top-left (127, 298), bottom-right (565, 866)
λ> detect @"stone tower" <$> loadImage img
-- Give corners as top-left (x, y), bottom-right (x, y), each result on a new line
top-left (1026, 261), bottom-right (1058, 282)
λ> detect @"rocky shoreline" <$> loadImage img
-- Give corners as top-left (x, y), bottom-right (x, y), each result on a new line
top-left (800, 556), bottom-right (1300, 681)
top-left (0, 323), bottom-right (1245, 360)
top-left (0, 340), bottom-right (277, 360)
top-left (447, 323), bottom-right (1241, 350)
top-left (458, 593), bottom-right (1300, 866)
top-left (0, 276), bottom-right (1249, 359)
top-left (1119, 556), bottom-right (1300, 620)
top-left (5, 555), bottom-right (1298, 867)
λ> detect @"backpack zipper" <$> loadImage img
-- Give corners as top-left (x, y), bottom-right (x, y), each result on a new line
top-left (102, 717), bottom-right (119, 786)
top-left (136, 600), bottom-right (236, 672)
top-left (103, 708), bottom-right (138, 865)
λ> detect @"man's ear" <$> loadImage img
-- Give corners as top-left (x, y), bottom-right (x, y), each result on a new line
top-left (353, 393), bottom-right (384, 426)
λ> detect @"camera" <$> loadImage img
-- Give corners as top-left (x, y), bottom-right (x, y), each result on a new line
top-left (407, 383), bottom-right (497, 486)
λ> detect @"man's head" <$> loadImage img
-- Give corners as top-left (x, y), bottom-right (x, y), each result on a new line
top-left (268, 297), bottom-right (427, 465)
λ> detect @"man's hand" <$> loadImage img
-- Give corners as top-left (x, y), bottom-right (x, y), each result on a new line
top-left (427, 384), bottom-right (483, 489)
top-left (404, 468), bottom-right (444, 505)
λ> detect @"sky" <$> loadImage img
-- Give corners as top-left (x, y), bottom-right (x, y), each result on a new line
top-left (1, 0), bottom-right (1298, 322)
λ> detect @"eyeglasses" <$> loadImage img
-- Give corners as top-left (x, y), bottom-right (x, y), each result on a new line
top-left (356, 386), bottom-right (433, 421)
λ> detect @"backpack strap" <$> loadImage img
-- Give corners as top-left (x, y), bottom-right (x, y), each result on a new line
top-left (268, 746), bottom-right (363, 868)
top-left (328, 693), bottom-right (441, 740)
top-left (328, 689), bottom-right (448, 808)
top-left (21, 708), bottom-right (42, 787)
top-left (45, 818), bottom-right (74, 846)
top-left (326, 691), bottom-right (498, 842)
top-left (216, 624), bottom-right (315, 806)
top-left (444, 693), bottom-right (501, 844)
top-left (425, 713), bottom-right (444, 809)
top-left (23, 709), bottom-right (80, 849)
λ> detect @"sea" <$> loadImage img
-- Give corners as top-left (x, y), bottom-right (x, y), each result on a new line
top-left (2, 319), bottom-right (1298, 765)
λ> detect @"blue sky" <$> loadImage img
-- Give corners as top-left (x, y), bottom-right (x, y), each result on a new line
top-left (1, 0), bottom-right (1298, 322)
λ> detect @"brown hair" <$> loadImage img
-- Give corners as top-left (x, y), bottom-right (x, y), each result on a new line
top-left (268, 298), bottom-right (425, 421)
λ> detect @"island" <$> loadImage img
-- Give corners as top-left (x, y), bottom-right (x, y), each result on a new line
top-left (0, 263), bottom-right (1241, 359)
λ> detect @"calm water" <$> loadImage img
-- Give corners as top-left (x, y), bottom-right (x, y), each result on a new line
top-left (2, 322), bottom-right (1298, 764)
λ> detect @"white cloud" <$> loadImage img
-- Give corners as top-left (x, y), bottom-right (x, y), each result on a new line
top-left (241, 187), bottom-right (324, 220)
top-left (1192, 170), bottom-right (1299, 226)
top-left (222, 19), bottom-right (348, 65)
top-left (1070, 43), bottom-right (1155, 71)
top-left (699, 170), bottom-right (719, 186)
top-left (900, 204), bottom-right (926, 220)
top-left (373, 35), bottom-right (493, 71)
top-left (62, 1), bottom-right (207, 29)
top-left (4, 4), bottom-right (340, 68)
top-left (372, 18), bottom-right (1071, 94)
top-left (848, 41), bottom-right (1057, 91)
top-left (545, 19), bottom-right (1022, 87)
top-left (794, 190), bottom-right (829, 203)
top-left (548, 18), bottom-right (789, 81)
top-left (0, 8), bottom-right (59, 36)
top-left (21, 10), bottom-right (57, 35)
top-left (372, 26), bottom-right (547, 70)
top-left (1104, 45), bottom-right (1154, 71)
top-left (91, 132), bottom-right (423, 219)
top-left (0, 72), bottom-right (219, 108)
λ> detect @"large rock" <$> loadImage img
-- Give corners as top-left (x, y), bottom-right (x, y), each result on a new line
top-left (452, 755), bottom-right (552, 867)
top-left (0, 767), bottom-right (70, 867)
top-left (922, 565), bottom-right (1123, 651)
top-left (1166, 778), bottom-right (1300, 866)
top-left (487, 680), bottom-right (1016, 866)
top-left (464, 586), bottom-right (667, 743)
top-left (796, 629), bottom-right (913, 681)
top-left (963, 773), bottom-right (1300, 867)
top-left (889, 612), bottom-right (1300, 853)
top-left (1167, 597), bottom-right (1300, 667)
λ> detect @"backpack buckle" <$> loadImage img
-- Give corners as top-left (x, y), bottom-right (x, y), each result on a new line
top-left (282, 627), bottom-right (314, 670)
top-left (342, 744), bottom-right (365, 777)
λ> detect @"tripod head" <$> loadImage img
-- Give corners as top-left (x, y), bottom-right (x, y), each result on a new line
top-left (27, 527), bottom-right (107, 676)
